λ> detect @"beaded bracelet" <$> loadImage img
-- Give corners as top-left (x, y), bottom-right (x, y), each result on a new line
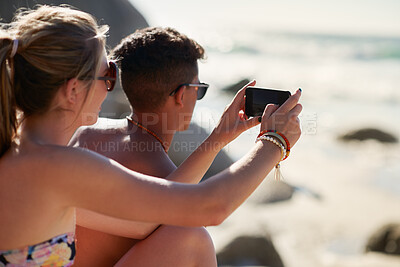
top-left (256, 135), bottom-right (286, 161)
top-left (258, 130), bottom-right (291, 160)
top-left (255, 135), bottom-right (286, 180)
top-left (266, 132), bottom-right (290, 160)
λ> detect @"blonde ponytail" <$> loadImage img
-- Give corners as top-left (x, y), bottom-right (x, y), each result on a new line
top-left (0, 5), bottom-right (109, 157)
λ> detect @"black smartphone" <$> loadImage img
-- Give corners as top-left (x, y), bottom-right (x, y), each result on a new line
top-left (245, 87), bottom-right (291, 117)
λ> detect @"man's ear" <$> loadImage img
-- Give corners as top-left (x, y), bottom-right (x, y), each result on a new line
top-left (62, 78), bottom-right (79, 105)
top-left (173, 86), bottom-right (185, 108)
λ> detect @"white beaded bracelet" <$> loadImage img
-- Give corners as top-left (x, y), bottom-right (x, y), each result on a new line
top-left (262, 132), bottom-right (288, 151)
top-left (256, 135), bottom-right (286, 180)
top-left (256, 135), bottom-right (286, 161)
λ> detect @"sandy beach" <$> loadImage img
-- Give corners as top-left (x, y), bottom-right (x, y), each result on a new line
top-left (207, 128), bottom-right (400, 266)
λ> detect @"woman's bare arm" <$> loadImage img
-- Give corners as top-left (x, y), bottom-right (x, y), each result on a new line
top-left (55, 90), bottom-right (301, 227)
top-left (76, 208), bottom-right (158, 239)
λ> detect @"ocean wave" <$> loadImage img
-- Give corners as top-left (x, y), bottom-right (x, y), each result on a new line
top-left (202, 29), bottom-right (400, 61)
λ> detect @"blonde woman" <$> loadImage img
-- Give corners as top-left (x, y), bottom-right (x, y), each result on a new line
top-left (0, 5), bottom-right (302, 266)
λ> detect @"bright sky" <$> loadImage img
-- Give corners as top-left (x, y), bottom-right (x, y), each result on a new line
top-left (130, 0), bottom-right (400, 37)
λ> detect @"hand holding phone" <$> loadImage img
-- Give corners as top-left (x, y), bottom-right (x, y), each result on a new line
top-left (245, 87), bottom-right (291, 117)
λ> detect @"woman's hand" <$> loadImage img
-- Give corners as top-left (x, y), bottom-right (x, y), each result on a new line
top-left (209, 80), bottom-right (260, 147)
top-left (261, 89), bottom-right (302, 147)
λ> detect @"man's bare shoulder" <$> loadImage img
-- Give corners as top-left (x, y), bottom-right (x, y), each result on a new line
top-left (70, 118), bottom-right (127, 148)
top-left (116, 146), bottom-right (176, 178)
top-left (69, 118), bottom-right (176, 178)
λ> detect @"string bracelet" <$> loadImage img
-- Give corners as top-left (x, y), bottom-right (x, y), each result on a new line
top-left (276, 131), bottom-right (291, 151)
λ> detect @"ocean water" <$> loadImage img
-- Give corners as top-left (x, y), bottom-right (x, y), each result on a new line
top-left (130, 0), bottom-right (400, 122)
top-left (130, 0), bottom-right (400, 172)
top-left (128, 0), bottom-right (400, 265)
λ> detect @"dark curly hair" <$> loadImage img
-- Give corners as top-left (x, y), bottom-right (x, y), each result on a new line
top-left (112, 27), bottom-right (205, 112)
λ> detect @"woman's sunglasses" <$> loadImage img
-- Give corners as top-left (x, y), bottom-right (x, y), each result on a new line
top-left (169, 82), bottom-right (209, 100)
top-left (96, 61), bottom-right (118, 92)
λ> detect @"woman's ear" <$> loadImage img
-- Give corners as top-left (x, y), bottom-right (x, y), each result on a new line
top-left (63, 78), bottom-right (79, 105)
top-left (174, 86), bottom-right (185, 108)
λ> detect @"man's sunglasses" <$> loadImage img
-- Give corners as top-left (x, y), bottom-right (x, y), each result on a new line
top-left (96, 61), bottom-right (118, 92)
top-left (169, 83), bottom-right (209, 100)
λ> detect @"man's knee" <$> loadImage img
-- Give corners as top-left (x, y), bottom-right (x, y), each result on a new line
top-left (185, 227), bottom-right (213, 247)
top-left (161, 226), bottom-right (213, 248)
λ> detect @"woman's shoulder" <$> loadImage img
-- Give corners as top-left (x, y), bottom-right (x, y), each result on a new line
top-left (10, 144), bottom-right (112, 176)
top-left (37, 143), bottom-right (111, 166)
top-left (0, 144), bottom-right (109, 189)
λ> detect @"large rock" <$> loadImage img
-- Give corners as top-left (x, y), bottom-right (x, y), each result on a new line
top-left (217, 235), bottom-right (284, 267)
top-left (222, 79), bottom-right (251, 94)
top-left (366, 223), bottom-right (400, 255)
top-left (0, 0), bottom-right (148, 48)
top-left (249, 178), bottom-right (294, 204)
top-left (339, 128), bottom-right (398, 144)
top-left (0, 0), bottom-right (149, 119)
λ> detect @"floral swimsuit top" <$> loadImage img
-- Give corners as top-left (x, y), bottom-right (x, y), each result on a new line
top-left (0, 232), bottom-right (75, 267)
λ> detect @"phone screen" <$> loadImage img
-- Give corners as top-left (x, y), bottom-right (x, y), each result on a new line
top-left (245, 87), bottom-right (291, 117)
